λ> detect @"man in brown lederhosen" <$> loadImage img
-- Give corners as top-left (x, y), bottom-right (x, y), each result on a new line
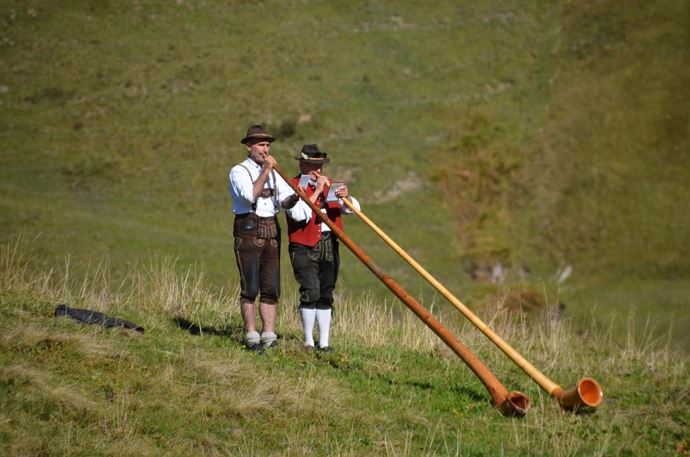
top-left (229, 125), bottom-right (299, 353)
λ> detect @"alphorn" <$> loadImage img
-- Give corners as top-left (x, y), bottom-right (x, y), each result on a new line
top-left (339, 197), bottom-right (603, 411)
top-left (274, 165), bottom-right (530, 416)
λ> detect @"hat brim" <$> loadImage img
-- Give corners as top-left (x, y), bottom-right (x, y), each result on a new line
top-left (241, 134), bottom-right (276, 145)
top-left (295, 157), bottom-right (330, 165)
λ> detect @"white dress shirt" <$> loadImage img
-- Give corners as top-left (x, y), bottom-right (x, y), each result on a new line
top-left (229, 158), bottom-right (294, 217)
top-left (289, 175), bottom-right (361, 232)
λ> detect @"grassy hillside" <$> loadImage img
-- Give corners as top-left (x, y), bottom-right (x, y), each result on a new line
top-left (1, 0), bottom-right (688, 352)
top-left (431, 1), bottom-right (690, 345)
top-left (1, 240), bottom-right (688, 456)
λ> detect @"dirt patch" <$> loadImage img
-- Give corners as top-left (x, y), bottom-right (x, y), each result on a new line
top-left (369, 171), bottom-right (421, 204)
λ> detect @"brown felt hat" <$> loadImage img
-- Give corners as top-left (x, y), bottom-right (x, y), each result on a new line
top-left (240, 124), bottom-right (275, 144)
top-left (295, 144), bottom-right (330, 164)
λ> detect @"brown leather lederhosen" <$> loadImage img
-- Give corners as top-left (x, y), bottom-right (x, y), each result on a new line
top-left (233, 166), bottom-right (281, 304)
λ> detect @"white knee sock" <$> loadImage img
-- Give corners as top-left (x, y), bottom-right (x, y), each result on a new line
top-left (245, 330), bottom-right (260, 345)
top-left (300, 308), bottom-right (316, 347)
top-left (261, 331), bottom-right (277, 348)
top-left (316, 308), bottom-right (332, 348)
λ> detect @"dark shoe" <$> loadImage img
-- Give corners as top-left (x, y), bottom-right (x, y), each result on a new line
top-left (263, 339), bottom-right (278, 350)
top-left (245, 341), bottom-right (265, 354)
top-left (304, 344), bottom-right (316, 352)
top-left (318, 346), bottom-right (333, 353)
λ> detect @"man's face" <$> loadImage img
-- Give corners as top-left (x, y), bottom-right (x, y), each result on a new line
top-left (246, 141), bottom-right (271, 164)
top-left (300, 162), bottom-right (323, 179)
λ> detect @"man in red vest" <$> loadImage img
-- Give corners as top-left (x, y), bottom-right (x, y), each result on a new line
top-left (285, 144), bottom-right (360, 352)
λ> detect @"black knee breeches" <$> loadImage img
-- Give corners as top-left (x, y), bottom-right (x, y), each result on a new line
top-left (289, 233), bottom-right (339, 309)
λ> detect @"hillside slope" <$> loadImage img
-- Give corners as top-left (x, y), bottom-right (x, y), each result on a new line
top-left (1, 1), bottom-right (688, 347)
top-left (1, 242), bottom-right (688, 456)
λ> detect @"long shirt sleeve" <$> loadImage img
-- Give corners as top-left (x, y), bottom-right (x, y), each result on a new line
top-left (287, 194), bottom-right (360, 228)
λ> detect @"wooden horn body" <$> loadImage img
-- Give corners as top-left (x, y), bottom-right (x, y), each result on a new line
top-left (339, 197), bottom-right (602, 411)
top-left (274, 165), bottom-right (530, 416)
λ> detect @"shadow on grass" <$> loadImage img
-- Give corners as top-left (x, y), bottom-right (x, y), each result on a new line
top-left (173, 316), bottom-right (303, 350)
top-left (172, 316), bottom-right (239, 338)
top-left (450, 385), bottom-right (487, 403)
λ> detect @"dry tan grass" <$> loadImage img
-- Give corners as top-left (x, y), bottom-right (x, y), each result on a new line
top-left (192, 354), bottom-right (351, 424)
top-left (128, 256), bottom-right (237, 331)
top-left (1, 322), bottom-right (118, 364)
top-left (1, 364), bottom-right (97, 415)
top-left (0, 239), bottom-right (687, 457)
top-left (333, 292), bottom-right (440, 352)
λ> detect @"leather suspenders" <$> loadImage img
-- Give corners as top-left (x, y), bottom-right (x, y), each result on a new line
top-left (239, 164), bottom-right (279, 212)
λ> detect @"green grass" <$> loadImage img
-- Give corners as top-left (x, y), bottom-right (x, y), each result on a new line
top-left (0, 0), bottom-right (688, 350)
top-left (1, 238), bottom-right (688, 456)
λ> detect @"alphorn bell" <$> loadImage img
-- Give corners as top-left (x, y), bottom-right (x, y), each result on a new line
top-left (274, 165), bottom-right (530, 416)
top-left (339, 198), bottom-right (603, 412)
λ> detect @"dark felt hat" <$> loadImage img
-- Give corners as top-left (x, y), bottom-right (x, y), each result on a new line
top-left (295, 144), bottom-right (330, 164)
top-left (240, 124), bottom-right (275, 144)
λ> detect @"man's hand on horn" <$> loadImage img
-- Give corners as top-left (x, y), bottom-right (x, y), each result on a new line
top-left (262, 155), bottom-right (277, 171)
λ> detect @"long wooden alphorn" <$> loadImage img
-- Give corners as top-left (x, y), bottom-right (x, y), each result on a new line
top-left (340, 197), bottom-right (603, 411)
top-left (274, 165), bottom-right (530, 416)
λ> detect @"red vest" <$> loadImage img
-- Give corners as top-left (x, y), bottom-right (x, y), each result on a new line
top-left (287, 176), bottom-right (344, 247)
